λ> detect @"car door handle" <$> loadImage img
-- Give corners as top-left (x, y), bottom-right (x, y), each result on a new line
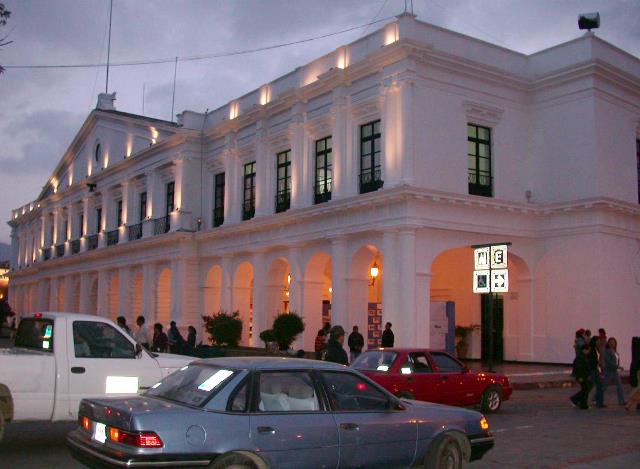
top-left (71, 367), bottom-right (86, 374)
top-left (257, 426), bottom-right (276, 435)
top-left (340, 423), bottom-right (359, 431)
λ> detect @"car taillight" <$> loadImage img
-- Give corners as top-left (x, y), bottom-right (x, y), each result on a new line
top-left (108, 427), bottom-right (163, 448)
top-left (80, 416), bottom-right (91, 432)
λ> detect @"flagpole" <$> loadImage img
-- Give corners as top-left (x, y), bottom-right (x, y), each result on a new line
top-left (105, 0), bottom-right (113, 93)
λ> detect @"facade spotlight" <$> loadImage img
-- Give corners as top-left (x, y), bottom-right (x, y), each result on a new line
top-left (578, 13), bottom-right (600, 31)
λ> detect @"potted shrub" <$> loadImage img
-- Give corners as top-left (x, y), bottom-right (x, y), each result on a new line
top-left (455, 324), bottom-right (479, 359)
top-left (259, 329), bottom-right (277, 352)
top-left (272, 312), bottom-right (305, 351)
top-left (202, 310), bottom-right (243, 347)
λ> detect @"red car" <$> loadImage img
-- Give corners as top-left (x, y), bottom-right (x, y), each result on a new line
top-left (351, 349), bottom-right (513, 413)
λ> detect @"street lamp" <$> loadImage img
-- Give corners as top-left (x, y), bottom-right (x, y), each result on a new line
top-left (370, 262), bottom-right (379, 286)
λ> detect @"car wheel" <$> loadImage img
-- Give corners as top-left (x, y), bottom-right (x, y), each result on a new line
top-left (424, 434), bottom-right (463, 469)
top-left (396, 391), bottom-right (415, 400)
top-left (481, 386), bottom-right (502, 413)
top-left (209, 452), bottom-right (266, 469)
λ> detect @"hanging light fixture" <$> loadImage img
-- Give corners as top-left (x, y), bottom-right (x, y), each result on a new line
top-left (370, 262), bottom-right (380, 286)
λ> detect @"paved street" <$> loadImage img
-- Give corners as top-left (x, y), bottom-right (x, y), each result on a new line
top-left (0, 387), bottom-right (638, 468)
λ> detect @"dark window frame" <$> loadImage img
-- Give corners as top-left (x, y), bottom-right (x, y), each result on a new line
top-left (116, 199), bottom-right (123, 227)
top-left (139, 191), bottom-right (147, 222)
top-left (79, 213), bottom-right (85, 238)
top-left (94, 143), bottom-right (101, 163)
top-left (166, 181), bottom-right (175, 215)
top-left (243, 162), bottom-right (256, 221)
top-left (314, 136), bottom-right (332, 204)
top-left (359, 120), bottom-right (383, 194)
top-left (95, 207), bottom-right (102, 234)
top-left (214, 172), bottom-right (225, 227)
top-left (468, 123), bottom-right (493, 197)
top-left (275, 150), bottom-right (291, 213)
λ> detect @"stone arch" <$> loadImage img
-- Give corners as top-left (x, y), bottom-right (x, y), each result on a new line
top-left (303, 250), bottom-right (333, 347)
top-left (156, 267), bottom-right (172, 326)
top-left (232, 261), bottom-right (254, 346)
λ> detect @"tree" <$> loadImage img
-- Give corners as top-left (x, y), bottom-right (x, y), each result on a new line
top-left (202, 311), bottom-right (243, 347)
top-left (272, 312), bottom-right (305, 351)
top-left (0, 3), bottom-right (12, 75)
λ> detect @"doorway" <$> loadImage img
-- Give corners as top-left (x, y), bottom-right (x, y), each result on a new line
top-left (481, 294), bottom-right (503, 362)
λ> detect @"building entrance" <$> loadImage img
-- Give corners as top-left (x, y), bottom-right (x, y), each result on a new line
top-left (481, 294), bottom-right (503, 363)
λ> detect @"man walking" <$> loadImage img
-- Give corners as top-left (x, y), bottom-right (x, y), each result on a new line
top-left (570, 343), bottom-right (592, 409)
top-left (381, 322), bottom-right (394, 348)
top-left (348, 326), bottom-right (364, 362)
top-left (325, 325), bottom-right (348, 365)
top-left (133, 315), bottom-right (150, 349)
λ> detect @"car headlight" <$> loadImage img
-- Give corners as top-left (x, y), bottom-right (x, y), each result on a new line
top-left (480, 417), bottom-right (490, 431)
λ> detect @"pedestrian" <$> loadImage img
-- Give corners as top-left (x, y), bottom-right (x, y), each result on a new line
top-left (597, 328), bottom-right (607, 369)
top-left (584, 329), bottom-right (592, 345)
top-left (570, 343), bottom-right (593, 409)
top-left (348, 325), bottom-right (365, 362)
top-left (625, 336), bottom-right (640, 413)
top-left (133, 315), bottom-right (150, 349)
top-left (381, 322), bottom-right (394, 348)
top-left (116, 316), bottom-right (131, 335)
top-left (167, 320), bottom-right (185, 354)
top-left (324, 325), bottom-right (348, 365)
top-left (314, 329), bottom-right (326, 360)
top-left (602, 337), bottom-right (626, 406)
top-left (152, 323), bottom-right (168, 353)
top-left (588, 336), bottom-right (605, 408)
top-left (187, 326), bottom-right (197, 349)
top-left (574, 329), bottom-right (586, 358)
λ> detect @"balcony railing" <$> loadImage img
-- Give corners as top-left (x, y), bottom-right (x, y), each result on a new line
top-left (154, 216), bottom-right (170, 235)
top-left (43, 247), bottom-right (51, 261)
top-left (213, 206), bottom-right (224, 228)
top-left (468, 171), bottom-right (492, 197)
top-left (275, 190), bottom-right (291, 213)
top-left (70, 239), bottom-right (81, 255)
top-left (106, 229), bottom-right (120, 246)
top-left (55, 244), bottom-right (65, 258)
top-left (242, 200), bottom-right (255, 221)
top-left (127, 223), bottom-right (143, 241)
top-left (87, 234), bottom-right (99, 251)
top-left (314, 181), bottom-right (332, 204)
top-left (359, 168), bottom-right (383, 194)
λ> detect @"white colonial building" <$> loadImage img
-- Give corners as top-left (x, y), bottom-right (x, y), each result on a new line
top-left (8, 14), bottom-right (640, 365)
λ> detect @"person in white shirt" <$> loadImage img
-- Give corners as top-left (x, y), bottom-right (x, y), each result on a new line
top-left (133, 315), bottom-right (151, 349)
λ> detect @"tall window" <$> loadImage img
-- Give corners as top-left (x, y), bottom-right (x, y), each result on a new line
top-left (139, 192), bottom-right (147, 222)
top-left (468, 124), bottom-right (492, 197)
top-left (96, 207), bottom-right (102, 233)
top-left (79, 213), bottom-right (84, 237)
top-left (360, 120), bottom-right (383, 194)
top-left (275, 150), bottom-right (291, 213)
top-left (95, 143), bottom-right (101, 163)
top-left (116, 200), bottom-right (123, 226)
top-left (315, 136), bottom-right (332, 204)
top-left (213, 172), bottom-right (225, 227)
top-left (637, 138), bottom-right (640, 204)
top-left (166, 181), bottom-right (175, 216)
top-left (243, 162), bottom-right (256, 221)
top-left (63, 220), bottom-right (69, 241)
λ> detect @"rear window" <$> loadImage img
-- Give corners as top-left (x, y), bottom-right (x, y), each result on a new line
top-left (351, 350), bottom-right (398, 372)
top-left (144, 365), bottom-right (237, 407)
top-left (15, 318), bottom-right (55, 352)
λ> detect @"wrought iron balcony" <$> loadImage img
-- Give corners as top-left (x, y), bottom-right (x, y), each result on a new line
top-left (359, 169), bottom-right (383, 194)
top-left (242, 200), bottom-right (255, 221)
top-left (468, 171), bottom-right (492, 197)
top-left (153, 216), bottom-right (170, 235)
top-left (43, 247), bottom-right (51, 261)
top-left (127, 223), bottom-right (143, 241)
top-left (70, 239), bottom-right (81, 254)
top-left (87, 234), bottom-right (99, 251)
top-left (106, 229), bottom-right (119, 246)
top-left (213, 207), bottom-right (224, 228)
top-left (275, 190), bottom-right (291, 213)
top-left (314, 181), bottom-right (332, 204)
top-left (55, 244), bottom-right (65, 258)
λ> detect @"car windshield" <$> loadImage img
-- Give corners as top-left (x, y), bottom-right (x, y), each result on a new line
top-left (351, 350), bottom-right (398, 372)
top-left (144, 365), bottom-right (237, 407)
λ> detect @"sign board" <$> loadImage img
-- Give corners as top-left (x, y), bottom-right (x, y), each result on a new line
top-left (473, 270), bottom-right (490, 293)
top-left (491, 269), bottom-right (509, 293)
top-left (474, 247), bottom-right (490, 270)
top-left (490, 245), bottom-right (508, 269)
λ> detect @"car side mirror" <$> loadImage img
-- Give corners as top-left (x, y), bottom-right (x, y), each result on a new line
top-left (387, 398), bottom-right (406, 412)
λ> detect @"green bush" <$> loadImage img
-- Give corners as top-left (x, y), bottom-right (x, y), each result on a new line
top-left (202, 311), bottom-right (243, 347)
top-left (272, 312), bottom-right (305, 350)
top-left (259, 329), bottom-right (276, 346)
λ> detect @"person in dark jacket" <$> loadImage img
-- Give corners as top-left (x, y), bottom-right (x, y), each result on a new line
top-left (152, 323), bottom-right (168, 353)
top-left (588, 336), bottom-right (605, 407)
top-left (325, 325), bottom-right (348, 365)
top-left (348, 326), bottom-right (365, 362)
top-left (168, 321), bottom-right (185, 354)
top-left (381, 322), bottom-right (394, 348)
top-left (570, 343), bottom-right (593, 409)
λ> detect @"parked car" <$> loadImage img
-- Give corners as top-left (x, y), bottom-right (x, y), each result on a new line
top-left (0, 312), bottom-right (193, 441)
top-left (67, 357), bottom-right (494, 469)
top-left (351, 349), bottom-right (513, 413)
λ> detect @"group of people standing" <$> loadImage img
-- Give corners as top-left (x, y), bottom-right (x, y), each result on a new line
top-left (313, 321), bottom-right (396, 365)
top-left (570, 328), bottom-right (640, 412)
top-left (116, 315), bottom-right (197, 355)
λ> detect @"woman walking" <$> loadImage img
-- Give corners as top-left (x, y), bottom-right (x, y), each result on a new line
top-left (602, 337), bottom-right (625, 406)
top-left (625, 336), bottom-right (640, 412)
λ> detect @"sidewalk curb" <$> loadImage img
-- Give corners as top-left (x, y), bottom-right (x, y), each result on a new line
top-left (511, 375), bottom-right (631, 391)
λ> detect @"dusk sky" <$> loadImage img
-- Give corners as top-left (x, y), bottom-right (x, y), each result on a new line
top-left (1, 0), bottom-right (639, 246)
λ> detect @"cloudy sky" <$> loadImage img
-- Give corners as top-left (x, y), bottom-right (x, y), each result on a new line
top-left (0, 0), bottom-right (639, 245)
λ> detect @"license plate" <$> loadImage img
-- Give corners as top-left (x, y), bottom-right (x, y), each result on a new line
top-left (93, 422), bottom-right (107, 444)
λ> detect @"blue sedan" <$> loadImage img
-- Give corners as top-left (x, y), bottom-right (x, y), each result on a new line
top-left (67, 357), bottom-right (494, 468)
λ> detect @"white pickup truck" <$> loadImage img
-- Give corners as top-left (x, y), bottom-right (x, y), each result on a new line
top-left (0, 312), bottom-right (193, 441)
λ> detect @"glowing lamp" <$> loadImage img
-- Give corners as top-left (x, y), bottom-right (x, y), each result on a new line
top-left (370, 262), bottom-right (380, 286)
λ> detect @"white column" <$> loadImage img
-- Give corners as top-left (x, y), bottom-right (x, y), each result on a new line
top-left (53, 207), bottom-right (62, 249)
top-left (81, 197), bottom-right (90, 251)
top-left (118, 267), bottom-right (132, 320)
top-left (10, 228), bottom-right (19, 269)
top-left (289, 104), bottom-right (308, 209)
top-left (220, 256), bottom-right (233, 313)
top-left (170, 259), bottom-right (185, 323)
top-left (223, 135), bottom-right (241, 225)
top-left (381, 76), bottom-right (402, 188)
top-left (298, 279), bottom-right (325, 351)
top-left (120, 180), bottom-right (134, 243)
top-left (142, 263), bottom-right (157, 323)
top-left (79, 272), bottom-right (92, 313)
top-left (48, 277), bottom-right (58, 310)
top-left (254, 121), bottom-right (271, 217)
top-left (63, 276), bottom-right (73, 311)
top-left (252, 251), bottom-right (268, 341)
top-left (382, 230), bottom-right (401, 331)
top-left (331, 237), bottom-right (348, 328)
top-left (331, 87), bottom-right (351, 200)
top-left (414, 272), bottom-right (432, 349)
top-left (97, 270), bottom-right (109, 317)
top-left (399, 76), bottom-right (416, 185)
top-left (397, 229), bottom-right (417, 347)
